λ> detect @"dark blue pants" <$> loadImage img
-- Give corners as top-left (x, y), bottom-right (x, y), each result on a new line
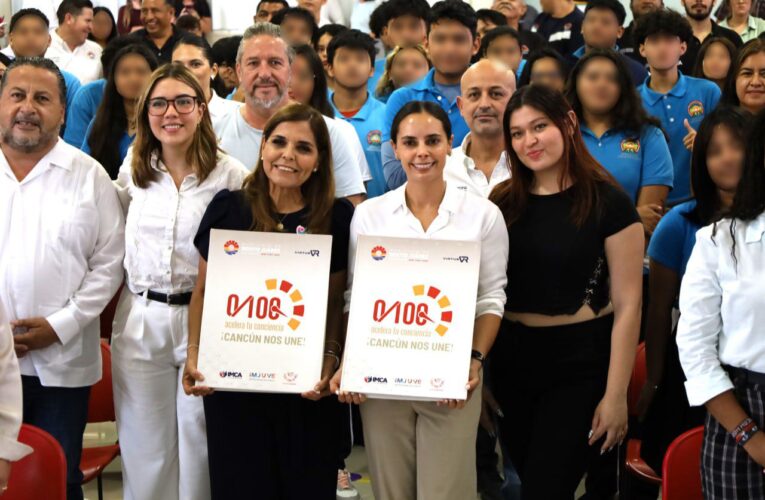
top-left (22, 376), bottom-right (90, 500)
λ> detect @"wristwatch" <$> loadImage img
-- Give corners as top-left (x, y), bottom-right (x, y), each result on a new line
top-left (471, 349), bottom-right (485, 365)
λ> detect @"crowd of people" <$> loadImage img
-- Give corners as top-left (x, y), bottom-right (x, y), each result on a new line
top-left (0, 0), bottom-right (764, 499)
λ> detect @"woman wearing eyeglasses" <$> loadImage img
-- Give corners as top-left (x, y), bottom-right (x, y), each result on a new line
top-left (111, 63), bottom-right (248, 500)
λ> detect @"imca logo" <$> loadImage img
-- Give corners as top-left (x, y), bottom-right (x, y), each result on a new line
top-left (219, 371), bottom-right (242, 378)
top-left (364, 376), bottom-right (388, 384)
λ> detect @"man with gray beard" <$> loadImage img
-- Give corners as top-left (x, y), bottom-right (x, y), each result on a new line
top-left (215, 22), bottom-right (367, 204)
top-left (0, 57), bottom-right (124, 500)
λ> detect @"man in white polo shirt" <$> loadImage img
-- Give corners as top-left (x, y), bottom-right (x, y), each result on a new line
top-left (0, 57), bottom-right (123, 500)
top-left (215, 22), bottom-right (368, 204)
top-left (44, 0), bottom-right (102, 84)
top-left (444, 59), bottom-right (515, 198)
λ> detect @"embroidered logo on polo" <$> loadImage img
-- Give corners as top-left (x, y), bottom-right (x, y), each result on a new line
top-left (688, 100), bottom-right (704, 117)
top-left (367, 130), bottom-right (382, 146)
top-left (620, 139), bottom-right (641, 154)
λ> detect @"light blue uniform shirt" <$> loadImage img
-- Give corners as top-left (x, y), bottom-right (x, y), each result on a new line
top-left (330, 92), bottom-right (387, 198)
top-left (581, 124), bottom-right (673, 203)
top-left (638, 72), bottom-right (720, 204)
top-left (382, 68), bottom-right (469, 190)
top-left (80, 117), bottom-right (134, 175)
top-left (64, 79), bottom-right (106, 147)
top-left (647, 200), bottom-right (700, 277)
top-left (367, 57), bottom-right (386, 95)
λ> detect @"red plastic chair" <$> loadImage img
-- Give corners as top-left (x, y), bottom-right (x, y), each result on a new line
top-left (4, 424), bottom-right (67, 500)
top-left (625, 342), bottom-right (662, 485)
top-left (662, 426), bottom-right (704, 500)
top-left (80, 340), bottom-right (120, 500)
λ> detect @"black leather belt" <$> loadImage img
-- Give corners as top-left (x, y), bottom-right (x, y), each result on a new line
top-left (145, 290), bottom-right (193, 306)
top-left (725, 365), bottom-right (765, 386)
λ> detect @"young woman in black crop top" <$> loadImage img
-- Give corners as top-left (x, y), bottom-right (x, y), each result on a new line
top-left (488, 85), bottom-right (644, 499)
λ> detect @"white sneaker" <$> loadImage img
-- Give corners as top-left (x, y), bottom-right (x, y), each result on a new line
top-left (336, 469), bottom-right (360, 499)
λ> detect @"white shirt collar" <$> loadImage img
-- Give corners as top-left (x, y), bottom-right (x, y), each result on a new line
top-left (0, 139), bottom-right (73, 181)
top-left (744, 212), bottom-right (765, 244)
top-left (388, 182), bottom-right (463, 215)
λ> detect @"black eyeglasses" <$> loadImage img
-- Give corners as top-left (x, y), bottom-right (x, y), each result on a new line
top-left (148, 95), bottom-right (199, 116)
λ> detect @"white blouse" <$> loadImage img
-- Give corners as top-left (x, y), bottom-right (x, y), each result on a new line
top-left (116, 152), bottom-right (249, 295)
top-left (678, 213), bottom-right (765, 406)
top-left (345, 183), bottom-right (509, 317)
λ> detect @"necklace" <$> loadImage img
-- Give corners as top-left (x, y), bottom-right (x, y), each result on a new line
top-left (276, 212), bottom-right (289, 232)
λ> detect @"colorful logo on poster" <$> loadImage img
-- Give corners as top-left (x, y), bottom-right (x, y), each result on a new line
top-left (226, 279), bottom-right (305, 331)
top-left (620, 139), bottom-right (640, 154)
top-left (688, 100), bottom-right (704, 117)
top-left (372, 284), bottom-right (453, 336)
top-left (371, 246), bottom-right (387, 261)
top-left (223, 240), bottom-right (239, 255)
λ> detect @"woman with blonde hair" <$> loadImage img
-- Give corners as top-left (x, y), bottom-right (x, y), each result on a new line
top-left (375, 44), bottom-right (431, 103)
top-left (111, 62), bottom-right (248, 500)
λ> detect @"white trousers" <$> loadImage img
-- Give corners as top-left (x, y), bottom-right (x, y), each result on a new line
top-left (111, 291), bottom-right (210, 500)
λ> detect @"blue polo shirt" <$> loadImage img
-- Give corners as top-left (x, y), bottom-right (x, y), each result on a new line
top-left (647, 200), bottom-right (700, 278)
top-left (381, 68), bottom-right (469, 190)
top-left (367, 57), bottom-right (386, 95)
top-left (383, 68), bottom-right (468, 144)
top-left (569, 46), bottom-right (647, 86)
top-left (80, 117), bottom-right (134, 164)
top-left (638, 72), bottom-right (720, 204)
top-left (64, 79), bottom-right (106, 147)
top-left (330, 92), bottom-right (387, 198)
top-left (581, 124), bottom-right (673, 203)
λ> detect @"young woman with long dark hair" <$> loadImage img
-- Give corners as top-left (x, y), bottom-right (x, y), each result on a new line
top-left (566, 49), bottom-right (673, 235)
top-left (489, 85), bottom-right (643, 499)
top-left (639, 106), bottom-right (750, 474)
top-left (677, 109), bottom-right (765, 499)
top-left (82, 44), bottom-right (158, 179)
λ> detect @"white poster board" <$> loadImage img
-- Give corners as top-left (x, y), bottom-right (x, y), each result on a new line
top-left (341, 235), bottom-right (481, 401)
top-left (198, 229), bottom-right (332, 393)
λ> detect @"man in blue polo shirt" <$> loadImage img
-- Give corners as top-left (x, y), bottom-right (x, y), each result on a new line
top-left (636, 8), bottom-right (720, 204)
top-left (568, 0), bottom-right (647, 86)
top-left (328, 29), bottom-right (387, 198)
top-left (382, 0), bottom-right (480, 190)
top-left (367, 0), bottom-right (429, 95)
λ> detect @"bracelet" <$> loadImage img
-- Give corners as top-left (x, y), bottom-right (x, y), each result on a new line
top-left (731, 418), bottom-right (754, 438)
top-left (736, 424), bottom-right (760, 447)
top-left (324, 351), bottom-right (340, 370)
top-left (325, 340), bottom-right (343, 352)
top-left (471, 349), bottom-right (485, 365)
top-left (187, 344), bottom-right (199, 350)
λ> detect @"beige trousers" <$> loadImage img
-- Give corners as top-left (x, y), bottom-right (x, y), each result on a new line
top-left (360, 382), bottom-right (482, 500)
